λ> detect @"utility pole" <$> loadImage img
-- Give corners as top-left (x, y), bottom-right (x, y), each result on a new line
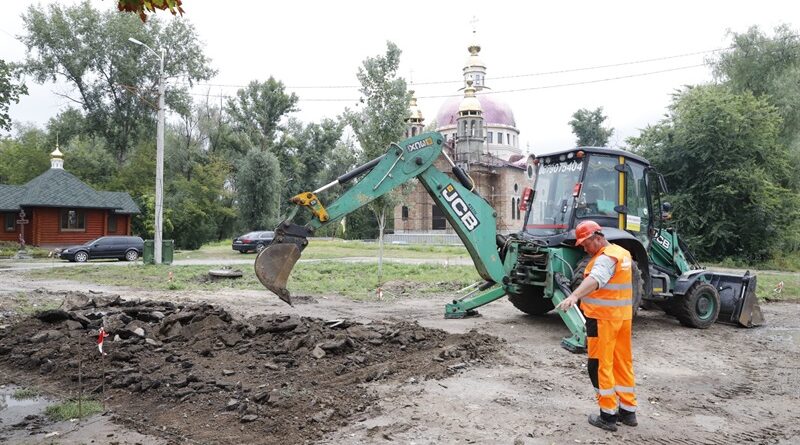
top-left (155, 47), bottom-right (165, 264)
top-left (129, 38), bottom-right (165, 264)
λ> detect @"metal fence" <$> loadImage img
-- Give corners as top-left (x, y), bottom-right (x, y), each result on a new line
top-left (383, 232), bottom-right (464, 246)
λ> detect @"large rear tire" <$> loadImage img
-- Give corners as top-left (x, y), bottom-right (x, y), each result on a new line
top-left (675, 282), bottom-right (720, 329)
top-left (508, 285), bottom-right (554, 315)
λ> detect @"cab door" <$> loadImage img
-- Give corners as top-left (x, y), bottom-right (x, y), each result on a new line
top-left (622, 160), bottom-right (651, 248)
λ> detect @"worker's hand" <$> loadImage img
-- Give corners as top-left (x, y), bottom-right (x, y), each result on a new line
top-left (556, 294), bottom-right (579, 312)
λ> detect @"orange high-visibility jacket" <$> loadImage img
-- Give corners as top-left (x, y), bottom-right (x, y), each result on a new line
top-left (581, 244), bottom-right (633, 320)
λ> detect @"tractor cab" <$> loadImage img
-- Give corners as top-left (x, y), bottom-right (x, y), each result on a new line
top-left (524, 147), bottom-right (653, 248)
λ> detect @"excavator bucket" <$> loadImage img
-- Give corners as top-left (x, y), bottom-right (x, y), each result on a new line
top-left (254, 242), bottom-right (302, 306)
top-left (715, 271), bottom-right (764, 328)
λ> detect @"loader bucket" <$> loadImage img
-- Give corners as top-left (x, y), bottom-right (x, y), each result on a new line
top-left (254, 242), bottom-right (302, 306)
top-left (715, 271), bottom-right (764, 328)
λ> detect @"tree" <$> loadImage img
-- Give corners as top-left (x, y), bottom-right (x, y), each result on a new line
top-left (569, 107), bottom-right (614, 146)
top-left (628, 85), bottom-right (800, 261)
top-left (343, 41), bottom-right (409, 285)
top-left (20, 1), bottom-right (215, 162)
top-left (165, 158), bottom-right (234, 249)
top-left (0, 126), bottom-right (50, 184)
top-left (0, 60), bottom-right (28, 132)
top-left (235, 150), bottom-right (282, 232)
top-left (710, 25), bottom-right (800, 190)
top-left (226, 78), bottom-right (299, 154)
top-left (62, 136), bottom-right (118, 188)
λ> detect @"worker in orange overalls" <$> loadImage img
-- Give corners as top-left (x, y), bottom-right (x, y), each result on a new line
top-left (556, 220), bottom-right (637, 432)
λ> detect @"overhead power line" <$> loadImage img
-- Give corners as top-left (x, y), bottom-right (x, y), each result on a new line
top-left (190, 46), bottom-right (729, 91)
top-left (186, 63), bottom-right (707, 102)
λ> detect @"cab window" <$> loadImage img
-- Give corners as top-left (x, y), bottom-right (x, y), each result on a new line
top-left (576, 155), bottom-right (618, 223)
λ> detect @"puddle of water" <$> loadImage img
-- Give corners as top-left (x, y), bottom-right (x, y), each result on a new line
top-left (0, 384), bottom-right (52, 426)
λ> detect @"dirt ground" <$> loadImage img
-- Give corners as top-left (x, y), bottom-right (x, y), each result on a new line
top-left (1, 269), bottom-right (799, 445)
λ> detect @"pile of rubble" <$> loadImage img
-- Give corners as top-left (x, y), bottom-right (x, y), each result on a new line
top-left (0, 292), bottom-right (503, 443)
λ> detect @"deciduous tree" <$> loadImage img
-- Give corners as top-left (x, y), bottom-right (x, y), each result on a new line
top-left (569, 107), bottom-right (614, 147)
top-left (0, 60), bottom-right (27, 132)
top-left (20, 1), bottom-right (215, 162)
top-left (628, 85), bottom-right (800, 260)
top-left (343, 41), bottom-right (409, 283)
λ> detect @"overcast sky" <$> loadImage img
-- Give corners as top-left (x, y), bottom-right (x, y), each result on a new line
top-left (2, 1), bottom-right (799, 154)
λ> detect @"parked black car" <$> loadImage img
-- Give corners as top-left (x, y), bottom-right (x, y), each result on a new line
top-left (58, 236), bottom-right (144, 262)
top-left (232, 231), bottom-right (274, 253)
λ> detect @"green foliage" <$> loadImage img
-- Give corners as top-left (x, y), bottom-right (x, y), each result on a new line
top-left (345, 42), bottom-right (409, 160)
top-left (343, 41), bottom-right (409, 236)
top-left (165, 158), bottom-right (234, 249)
top-left (28, 261), bottom-right (480, 299)
top-left (63, 136), bottom-right (118, 188)
top-left (0, 126), bottom-right (50, 184)
top-left (0, 241), bottom-right (50, 259)
top-left (710, 25), bottom-right (800, 193)
top-left (0, 59), bottom-right (28, 131)
top-left (569, 107), bottom-right (614, 147)
top-left (226, 78), bottom-right (299, 153)
top-left (45, 398), bottom-right (103, 421)
top-left (45, 108), bottom-right (87, 149)
top-left (20, 1), bottom-right (215, 162)
top-left (274, 117), bottom-right (345, 214)
top-left (235, 149), bottom-right (282, 232)
top-left (12, 387), bottom-right (40, 400)
top-left (629, 85), bottom-right (799, 261)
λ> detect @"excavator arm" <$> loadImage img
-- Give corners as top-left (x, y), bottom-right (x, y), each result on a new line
top-left (255, 132), bottom-right (507, 305)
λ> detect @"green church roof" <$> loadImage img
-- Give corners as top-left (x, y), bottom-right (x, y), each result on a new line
top-left (0, 168), bottom-right (139, 214)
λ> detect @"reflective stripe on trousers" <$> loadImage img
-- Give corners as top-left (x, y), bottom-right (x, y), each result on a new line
top-left (586, 317), bottom-right (637, 414)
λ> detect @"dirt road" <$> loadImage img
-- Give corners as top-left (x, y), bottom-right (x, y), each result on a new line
top-left (1, 269), bottom-right (799, 444)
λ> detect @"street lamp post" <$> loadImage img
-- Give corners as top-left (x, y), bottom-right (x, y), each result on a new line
top-left (129, 37), bottom-right (165, 264)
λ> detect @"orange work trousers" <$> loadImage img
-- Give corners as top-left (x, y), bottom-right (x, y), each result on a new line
top-left (586, 317), bottom-right (637, 415)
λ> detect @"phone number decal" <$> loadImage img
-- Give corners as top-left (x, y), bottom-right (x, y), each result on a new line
top-left (539, 161), bottom-right (582, 175)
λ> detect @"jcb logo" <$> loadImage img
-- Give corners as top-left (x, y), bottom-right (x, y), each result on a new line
top-left (405, 137), bottom-right (433, 153)
top-left (442, 184), bottom-right (480, 231)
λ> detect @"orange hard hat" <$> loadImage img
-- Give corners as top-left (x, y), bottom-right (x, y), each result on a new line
top-left (575, 220), bottom-right (602, 246)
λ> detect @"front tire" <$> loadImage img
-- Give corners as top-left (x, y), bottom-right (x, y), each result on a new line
top-left (74, 251), bottom-right (89, 263)
top-left (675, 282), bottom-right (720, 329)
top-left (125, 249), bottom-right (139, 261)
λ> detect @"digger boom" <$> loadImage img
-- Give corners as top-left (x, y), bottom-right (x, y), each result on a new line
top-left (255, 133), bottom-right (507, 304)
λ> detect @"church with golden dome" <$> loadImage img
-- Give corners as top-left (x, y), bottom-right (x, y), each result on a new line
top-left (393, 36), bottom-right (535, 239)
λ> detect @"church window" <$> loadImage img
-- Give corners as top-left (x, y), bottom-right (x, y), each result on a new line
top-left (497, 133), bottom-right (503, 144)
top-left (401, 206), bottom-right (409, 220)
top-left (4, 213), bottom-right (14, 232)
top-left (60, 209), bottom-right (86, 231)
top-left (511, 199), bottom-right (516, 221)
top-left (470, 120), bottom-right (476, 136)
top-left (487, 131), bottom-right (493, 143)
top-left (412, 127), bottom-right (417, 136)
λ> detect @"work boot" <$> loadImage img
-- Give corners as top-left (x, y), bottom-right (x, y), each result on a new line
top-left (588, 413), bottom-right (618, 432)
top-left (618, 409), bottom-right (638, 427)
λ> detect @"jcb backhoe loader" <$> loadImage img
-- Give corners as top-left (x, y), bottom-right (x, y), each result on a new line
top-left (255, 132), bottom-right (764, 352)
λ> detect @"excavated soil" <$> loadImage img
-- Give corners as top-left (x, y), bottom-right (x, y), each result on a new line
top-left (0, 293), bottom-right (503, 444)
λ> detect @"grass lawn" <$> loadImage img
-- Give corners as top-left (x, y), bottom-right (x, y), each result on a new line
top-left (27, 261), bottom-right (481, 300)
top-left (21, 238), bottom-right (798, 302)
top-left (174, 239), bottom-right (470, 261)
